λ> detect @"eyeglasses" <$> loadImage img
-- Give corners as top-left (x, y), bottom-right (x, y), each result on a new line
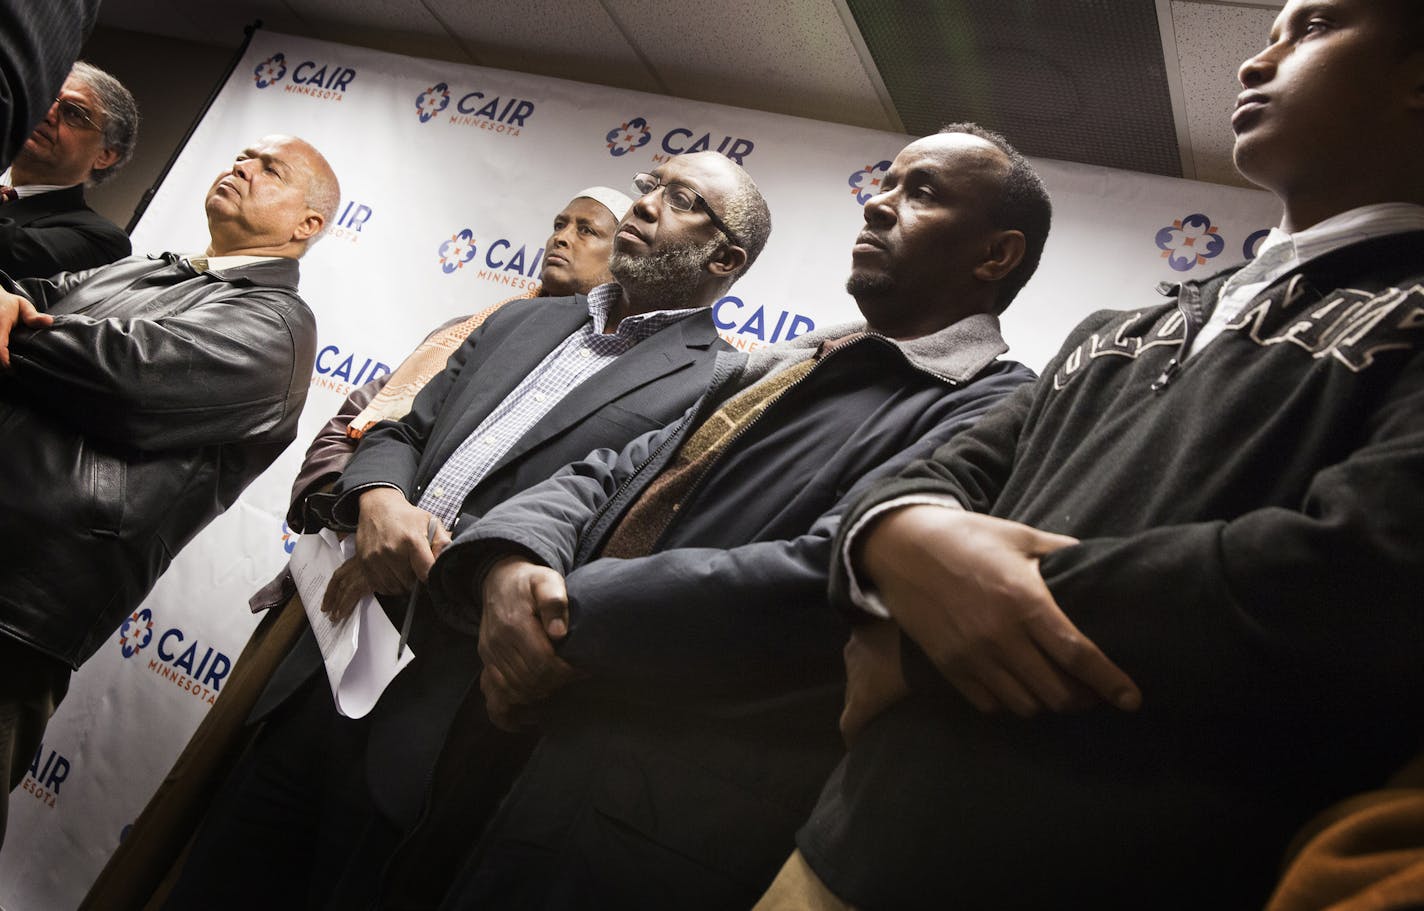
top-left (631, 172), bottom-right (741, 248)
top-left (54, 98), bottom-right (102, 133)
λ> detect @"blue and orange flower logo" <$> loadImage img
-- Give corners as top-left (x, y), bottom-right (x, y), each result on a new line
top-left (253, 54), bottom-right (287, 89)
top-left (848, 160), bottom-right (892, 205)
top-left (416, 83), bottom-right (451, 123)
top-left (438, 229), bottom-right (478, 274)
top-left (606, 118), bottom-right (652, 156)
top-left (1155, 213), bottom-right (1226, 272)
top-left (118, 608), bottom-right (154, 659)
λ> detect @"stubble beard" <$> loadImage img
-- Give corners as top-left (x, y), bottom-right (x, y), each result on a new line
top-left (609, 235), bottom-right (723, 311)
top-left (845, 270), bottom-right (895, 303)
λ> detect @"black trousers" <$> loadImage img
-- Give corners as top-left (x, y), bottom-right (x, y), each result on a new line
top-left (161, 674), bottom-right (400, 911)
top-left (0, 635), bottom-right (70, 848)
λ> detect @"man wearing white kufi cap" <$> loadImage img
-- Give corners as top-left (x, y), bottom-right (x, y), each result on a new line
top-left (146, 159), bottom-right (771, 909)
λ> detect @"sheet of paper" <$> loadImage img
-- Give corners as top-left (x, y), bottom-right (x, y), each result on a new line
top-left (289, 528), bottom-right (414, 718)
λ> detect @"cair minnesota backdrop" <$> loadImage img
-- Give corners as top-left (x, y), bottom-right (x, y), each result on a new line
top-left (0, 29), bottom-right (1280, 909)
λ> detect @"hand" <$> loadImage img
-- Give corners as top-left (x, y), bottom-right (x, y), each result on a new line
top-left (858, 506), bottom-right (1141, 717)
top-left (352, 487), bottom-right (451, 595)
top-left (319, 556), bottom-right (372, 621)
top-left (0, 289), bottom-right (53, 369)
top-left (480, 664), bottom-right (533, 732)
top-left (478, 556), bottom-right (579, 706)
top-left (840, 619), bottom-right (910, 745)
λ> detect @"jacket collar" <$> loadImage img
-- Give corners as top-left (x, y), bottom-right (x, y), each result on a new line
top-left (738, 311), bottom-right (1010, 387)
top-left (153, 252), bottom-right (301, 291)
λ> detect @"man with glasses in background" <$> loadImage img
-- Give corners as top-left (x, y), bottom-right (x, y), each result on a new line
top-left (0, 61), bottom-right (137, 278)
top-left (161, 151), bottom-right (770, 910)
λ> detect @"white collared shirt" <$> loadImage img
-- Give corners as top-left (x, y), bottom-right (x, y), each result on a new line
top-left (1189, 202), bottom-right (1424, 357)
top-left (0, 167), bottom-right (75, 199)
top-left (185, 254), bottom-right (280, 273)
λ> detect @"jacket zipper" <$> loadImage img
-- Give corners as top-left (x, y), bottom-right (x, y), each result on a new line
top-left (1151, 280), bottom-right (1205, 393)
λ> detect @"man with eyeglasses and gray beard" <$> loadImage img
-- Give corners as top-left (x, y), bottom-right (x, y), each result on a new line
top-left (0, 61), bottom-right (137, 278)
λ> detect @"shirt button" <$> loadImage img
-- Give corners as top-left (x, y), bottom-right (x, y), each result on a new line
top-left (431, 487), bottom-right (444, 499)
top-left (482, 436), bottom-right (494, 446)
top-left (534, 392), bottom-right (546, 402)
top-left (580, 348), bottom-right (592, 358)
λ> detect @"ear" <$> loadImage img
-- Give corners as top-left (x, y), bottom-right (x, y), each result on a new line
top-left (291, 209), bottom-right (325, 243)
top-left (90, 146), bottom-right (120, 173)
top-left (972, 229), bottom-right (1027, 284)
top-left (705, 242), bottom-right (749, 279)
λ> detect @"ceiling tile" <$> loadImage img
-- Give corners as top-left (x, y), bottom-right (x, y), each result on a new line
top-left (605, 0), bottom-right (895, 131)
top-left (421, 0), bottom-right (662, 95)
top-left (1169, 1), bottom-right (1277, 188)
top-left (285, 0), bottom-right (470, 63)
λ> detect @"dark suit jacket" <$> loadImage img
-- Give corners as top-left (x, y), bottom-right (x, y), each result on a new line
top-left (0, 0), bottom-right (100, 169)
top-left (0, 183), bottom-right (130, 278)
top-left (252, 293), bottom-right (731, 828)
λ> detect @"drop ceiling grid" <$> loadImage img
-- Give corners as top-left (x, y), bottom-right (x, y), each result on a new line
top-left (287, 0), bottom-right (468, 63)
top-left (845, 0), bottom-right (1183, 176)
top-left (1169, 0), bottom-right (1276, 187)
top-left (421, 0), bottom-right (663, 91)
top-left (604, 0), bottom-right (895, 131)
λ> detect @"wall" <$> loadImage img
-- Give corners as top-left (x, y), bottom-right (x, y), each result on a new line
top-left (79, 26), bottom-right (234, 229)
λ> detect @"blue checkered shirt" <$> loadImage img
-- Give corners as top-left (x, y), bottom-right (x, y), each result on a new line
top-left (416, 284), bottom-right (699, 528)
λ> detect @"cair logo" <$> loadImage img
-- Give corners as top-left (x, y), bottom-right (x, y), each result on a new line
top-left (439, 228), bottom-right (478, 274)
top-left (1155, 213), bottom-right (1226, 272)
top-left (116, 610), bottom-right (234, 706)
top-left (252, 51), bottom-right (355, 102)
top-left (281, 520), bottom-right (297, 555)
top-left (118, 608), bottom-right (154, 658)
top-left (714, 296), bottom-right (816, 351)
top-left (313, 344), bottom-right (393, 396)
top-left (22, 742), bottom-right (71, 810)
top-left (601, 116), bottom-right (755, 165)
top-left (327, 199), bottom-right (374, 243)
top-left (253, 53), bottom-right (287, 89)
top-left (413, 81), bottom-right (535, 137)
top-left (848, 160), bottom-right (892, 205)
top-left (436, 227), bottom-right (547, 294)
top-left (606, 118), bottom-right (652, 156)
top-left (416, 82), bottom-right (451, 123)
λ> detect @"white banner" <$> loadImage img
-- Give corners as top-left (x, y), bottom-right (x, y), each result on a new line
top-left (0, 30), bottom-right (1279, 909)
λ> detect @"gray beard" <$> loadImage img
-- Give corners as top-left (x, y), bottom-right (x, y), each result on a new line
top-left (609, 235), bottom-right (722, 311)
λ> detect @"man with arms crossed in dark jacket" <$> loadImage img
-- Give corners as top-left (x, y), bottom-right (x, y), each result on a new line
top-left (778, 1), bottom-right (1424, 907)
top-left (162, 151), bottom-right (767, 909)
top-left (427, 123), bottom-right (1046, 909)
top-left (0, 133), bottom-right (338, 846)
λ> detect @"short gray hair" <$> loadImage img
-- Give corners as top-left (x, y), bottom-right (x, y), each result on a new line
top-left (70, 61), bottom-right (139, 185)
top-left (718, 166), bottom-right (771, 280)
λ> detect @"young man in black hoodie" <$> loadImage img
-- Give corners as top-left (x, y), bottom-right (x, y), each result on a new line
top-left (781, 0), bottom-right (1424, 908)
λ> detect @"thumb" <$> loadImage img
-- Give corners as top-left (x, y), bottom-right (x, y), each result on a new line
top-left (1024, 527), bottom-right (1079, 556)
top-left (19, 299), bottom-right (52, 328)
top-left (430, 524), bottom-right (453, 559)
top-left (531, 573), bottom-right (570, 639)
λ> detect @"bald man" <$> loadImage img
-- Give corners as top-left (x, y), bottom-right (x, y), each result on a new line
top-left (0, 134), bottom-right (338, 844)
